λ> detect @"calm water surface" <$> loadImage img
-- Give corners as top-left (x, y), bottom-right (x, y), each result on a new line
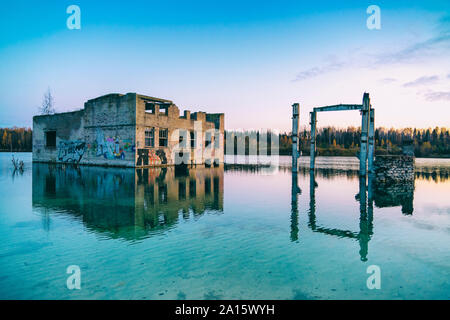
top-left (0, 153), bottom-right (449, 299)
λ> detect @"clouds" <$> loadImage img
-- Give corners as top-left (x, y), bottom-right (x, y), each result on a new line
top-left (376, 14), bottom-right (450, 65)
top-left (293, 60), bottom-right (347, 82)
top-left (292, 13), bottom-right (450, 82)
top-left (403, 75), bottom-right (439, 87)
top-left (375, 34), bottom-right (450, 65)
top-left (400, 75), bottom-right (450, 102)
top-left (379, 78), bottom-right (397, 84)
top-left (424, 91), bottom-right (450, 102)
top-left (292, 33), bottom-right (449, 82)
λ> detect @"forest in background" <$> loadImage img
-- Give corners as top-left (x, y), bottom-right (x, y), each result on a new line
top-left (1, 126), bottom-right (449, 157)
top-left (225, 126), bottom-right (450, 158)
top-left (0, 127), bottom-right (32, 152)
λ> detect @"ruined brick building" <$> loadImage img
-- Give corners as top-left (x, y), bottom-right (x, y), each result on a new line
top-left (32, 93), bottom-right (224, 167)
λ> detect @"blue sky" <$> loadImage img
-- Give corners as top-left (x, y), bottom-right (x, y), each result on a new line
top-left (0, 0), bottom-right (449, 131)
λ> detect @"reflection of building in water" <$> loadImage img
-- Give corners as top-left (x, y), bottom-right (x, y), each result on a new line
top-left (371, 179), bottom-right (414, 215)
top-left (32, 164), bottom-right (223, 240)
top-left (135, 167), bottom-right (224, 228)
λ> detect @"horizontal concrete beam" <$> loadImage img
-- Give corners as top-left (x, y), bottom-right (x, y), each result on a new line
top-left (314, 104), bottom-right (362, 112)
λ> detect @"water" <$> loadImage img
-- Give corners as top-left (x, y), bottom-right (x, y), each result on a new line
top-left (0, 153), bottom-right (449, 299)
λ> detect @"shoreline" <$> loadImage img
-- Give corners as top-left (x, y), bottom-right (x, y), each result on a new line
top-left (1, 150), bottom-right (449, 159)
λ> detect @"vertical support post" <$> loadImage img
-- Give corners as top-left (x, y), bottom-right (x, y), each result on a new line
top-left (368, 108), bottom-right (375, 173)
top-left (360, 93), bottom-right (370, 176)
top-left (310, 111), bottom-right (317, 170)
top-left (292, 103), bottom-right (300, 173)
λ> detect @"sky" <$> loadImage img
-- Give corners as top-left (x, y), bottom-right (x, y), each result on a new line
top-left (0, 0), bottom-right (449, 131)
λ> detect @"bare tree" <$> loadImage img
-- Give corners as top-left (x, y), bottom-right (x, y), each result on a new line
top-left (39, 87), bottom-right (55, 115)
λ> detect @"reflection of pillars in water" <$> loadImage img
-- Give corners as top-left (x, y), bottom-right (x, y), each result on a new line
top-left (367, 175), bottom-right (374, 239)
top-left (367, 174), bottom-right (373, 204)
top-left (308, 171), bottom-right (317, 230)
top-left (41, 207), bottom-right (51, 232)
top-left (358, 175), bottom-right (373, 262)
top-left (306, 171), bottom-right (374, 261)
top-left (290, 171), bottom-right (301, 241)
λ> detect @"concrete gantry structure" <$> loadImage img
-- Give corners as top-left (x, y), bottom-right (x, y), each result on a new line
top-left (309, 93), bottom-right (375, 176)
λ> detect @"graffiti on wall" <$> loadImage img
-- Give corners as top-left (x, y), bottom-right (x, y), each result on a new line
top-left (136, 149), bottom-right (167, 166)
top-left (58, 140), bottom-right (86, 163)
top-left (122, 139), bottom-right (134, 153)
top-left (90, 128), bottom-right (135, 160)
top-left (156, 149), bottom-right (167, 164)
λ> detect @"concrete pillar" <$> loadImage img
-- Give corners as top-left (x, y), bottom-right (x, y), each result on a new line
top-left (292, 103), bottom-right (300, 173)
top-left (310, 111), bottom-right (317, 170)
top-left (359, 93), bottom-right (370, 176)
top-left (368, 108), bottom-right (375, 173)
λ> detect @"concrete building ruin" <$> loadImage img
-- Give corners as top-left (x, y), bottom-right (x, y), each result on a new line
top-left (32, 93), bottom-right (224, 167)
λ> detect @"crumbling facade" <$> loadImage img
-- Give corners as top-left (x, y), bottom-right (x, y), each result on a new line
top-left (373, 155), bottom-right (415, 183)
top-left (32, 93), bottom-right (224, 167)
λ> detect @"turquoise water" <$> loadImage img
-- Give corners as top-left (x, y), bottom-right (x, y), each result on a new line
top-left (0, 153), bottom-right (449, 299)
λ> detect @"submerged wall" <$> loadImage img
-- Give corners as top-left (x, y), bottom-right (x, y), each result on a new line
top-left (32, 93), bottom-right (137, 167)
top-left (135, 94), bottom-right (224, 166)
top-left (82, 93), bottom-right (137, 167)
top-left (32, 92), bottom-right (224, 167)
top-left (32, 110), bottom-right (85, 163)
top-left (373, 155), bottom-right (415, 183)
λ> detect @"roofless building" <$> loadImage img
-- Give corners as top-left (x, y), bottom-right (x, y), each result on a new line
top-left (32, 93), bottom-right (224, 167)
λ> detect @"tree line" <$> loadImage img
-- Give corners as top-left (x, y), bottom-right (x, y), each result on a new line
top-left (1, 126), bottom-right (449, 157)
top-left (0, 127), bottom-right (33, 152)
top-left (0, 88), bottom-right (54, 152)
top-left (225, 126), bottom-right (450, 158)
